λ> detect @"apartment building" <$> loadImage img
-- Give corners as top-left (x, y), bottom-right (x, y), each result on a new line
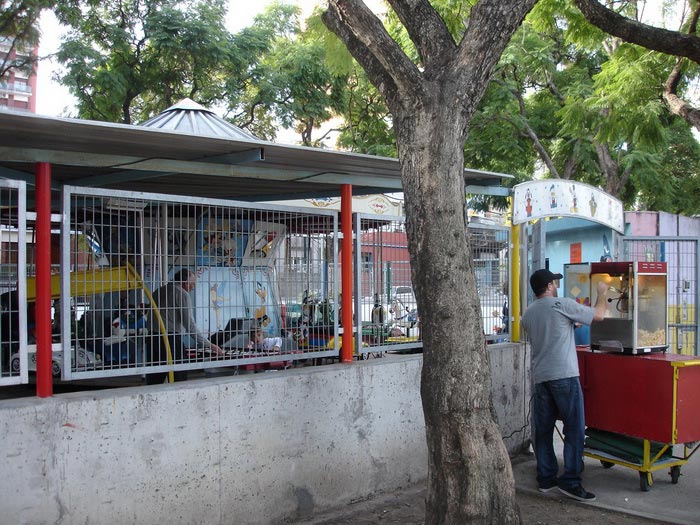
top-left (0, 36), bottom-right (37, 112)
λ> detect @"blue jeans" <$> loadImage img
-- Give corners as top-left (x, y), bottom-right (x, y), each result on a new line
top-left (533, 377), bottom-right (585, 490)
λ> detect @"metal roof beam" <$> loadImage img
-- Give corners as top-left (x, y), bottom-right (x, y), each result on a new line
top-left (465, 185), bottom-right (512, 197)
top-left (0, 146), bottom-right (404, 190)
top-left (0, 165), bottom-right (37, 185)
top-left (0, 165), bottom-right (64, 192)
top-left (71, 149), bottom-right (264, 187)
top-left (233, 186), bottom-right (390, 202)
top-left (0, 146), bottom-right (307, 181)
top-left (200, 148), bottom-right (265, 164)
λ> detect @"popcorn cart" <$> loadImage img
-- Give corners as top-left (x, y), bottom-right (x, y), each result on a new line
top-left (589, 261), bottom-right (668, 354)
top-left (566, 261), bottom-right (700, 491)
top-left (578, 349), bottom-right (700, 491)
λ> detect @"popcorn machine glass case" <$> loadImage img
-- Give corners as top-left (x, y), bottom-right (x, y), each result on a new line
top-left (590, 261), bottom-right (668, 354)
top-left (564, 263), bottom-right (591, 307)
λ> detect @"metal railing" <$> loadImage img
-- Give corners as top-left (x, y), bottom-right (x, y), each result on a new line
top-left (354, 213), bottom-right (420, 355)
top-left (353, 213), bottom-right (511, 355)
top-left (623, 237), bottom-right (699, 356)
top-left (468, 221), bottom-right (511, 344)
top-left (0, 179), bottom-right (27, 385)
top-left (0, 81), bottom-right (32, 94)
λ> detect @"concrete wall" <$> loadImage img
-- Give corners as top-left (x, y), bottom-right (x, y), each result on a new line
top-left (678, 214), bottom-right (700, 237)
top-left (625, 210), bottom-right (700, 237)
top-left (0, 346), bottom-right (530, 524)
top-left (489, 343), bottom-right (531, 456)
top-left (625, 211), bottom-right (659, 236)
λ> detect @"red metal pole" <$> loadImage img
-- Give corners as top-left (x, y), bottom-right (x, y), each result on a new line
top-left (340, 184), bottom-right (353, 363)
top-left (35, 162), bottom-right (53, 397)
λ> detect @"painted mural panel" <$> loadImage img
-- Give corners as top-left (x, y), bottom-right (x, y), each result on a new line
top-left (196, 216), bottom-right (251, 267)
top-left (192, 267), bottom-right (247, 334)
top-left (241, 268), bottom-right (281, 336)
top-left (513, 180), bottom-right (624, 233)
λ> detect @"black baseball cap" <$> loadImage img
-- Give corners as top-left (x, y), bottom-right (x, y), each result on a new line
top-left (530, 269), bottom-right (563, 295)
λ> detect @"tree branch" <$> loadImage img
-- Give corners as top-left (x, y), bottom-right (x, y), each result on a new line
top-left (512, 88), bottom-right (560, 178)
top-left (452, 0), bottom-right (538, 102)
top-left (663, 58), bottom-right (700, 130)
top-left (561, 142), bottom-right (581, 180)
top-left (322, 0), bottom-right (424, 111)
top-left (574, 0), bottom-right (700, 64)
top-left (385, 0), bottom-right (455, 72)
top-left (594, 141), bottom-right (629, 197)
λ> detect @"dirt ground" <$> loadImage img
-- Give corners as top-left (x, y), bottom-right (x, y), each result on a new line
top-left (295, 484), bottom-right (670, 524)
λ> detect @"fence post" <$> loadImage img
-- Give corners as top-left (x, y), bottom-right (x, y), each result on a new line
top-left (510, 223), bottom-right (521, 343)
top-left (341, 184), bottom-right (354, 362)
top-left (35, 162), bottom-right (53, 397)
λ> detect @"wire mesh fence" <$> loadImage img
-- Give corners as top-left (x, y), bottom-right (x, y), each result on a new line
top-left (468, 221), bottom-right (511, 344)
top-left (0, 180), bottom-right (27, 385)
top-left (60, 187), bottom-right (339, 380)
top-left (623, 237), bottom-right (699, 356)
top-left (355, 215), bottom-right (419, 354)
top-left (5, 183), bottom-right (514, 384)
top-left (354, 214), bottom-right (511, 354)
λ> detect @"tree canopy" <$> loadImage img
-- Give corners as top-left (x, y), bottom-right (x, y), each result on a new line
top-left (51, 0), bottom-right (349, 143)
top-left (44, 0), bottom-right (700, 213)
top-left (464, 0), bottom-right (700, 212)
top-left (53, 0), bottom-right (232, 124)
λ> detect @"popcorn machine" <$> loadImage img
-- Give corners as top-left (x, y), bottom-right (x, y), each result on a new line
top-left (589, 261), bottom-right (668, 354)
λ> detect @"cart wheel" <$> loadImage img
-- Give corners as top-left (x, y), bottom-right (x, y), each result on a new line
top-left (670, 465), bottom-right (681, 484)
top-left (639, 472), bottom-right (652, 492)
top-left (600, 460), bottom-right (614, 469)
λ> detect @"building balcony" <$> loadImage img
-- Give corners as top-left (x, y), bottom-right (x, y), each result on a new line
top-left (0, 81), bottom-right (32, 95)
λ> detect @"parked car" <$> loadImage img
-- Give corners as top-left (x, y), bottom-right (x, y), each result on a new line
top-left (11, 343), bottom-right (101, 379)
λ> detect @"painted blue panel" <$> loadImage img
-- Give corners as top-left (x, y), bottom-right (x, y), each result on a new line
top-left (545, 221), bottom-right (614, 276)
top-left (192, 267), bottom-right (246, 333)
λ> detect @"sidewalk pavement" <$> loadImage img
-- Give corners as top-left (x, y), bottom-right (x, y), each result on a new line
top-left (302, 435), bottom-right (699, 524)
top-left (511, 433), bottom-right (700, 525)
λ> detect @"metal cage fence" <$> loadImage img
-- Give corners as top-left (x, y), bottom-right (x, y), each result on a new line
top-left (355, 214), bottom-right (420, 354)
top-left (354, 214), bottom-right (511, 355)
top-left (467, 221), bottom-right (511, 344)
top-left (60, 187), bottom-right (339, 380)
top-left (623, 237), bottom-right (699, 356)
top-left (0, 179), bottom-right (27, 385)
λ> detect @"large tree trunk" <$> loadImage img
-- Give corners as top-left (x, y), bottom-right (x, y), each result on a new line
top-left (323, 1), bottom-right (535, 522)
top-left (396, 103), bottom-right (520, 523)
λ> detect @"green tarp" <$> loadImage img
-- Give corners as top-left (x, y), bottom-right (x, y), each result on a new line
top-left (585, 428), bottom-right (672, 465)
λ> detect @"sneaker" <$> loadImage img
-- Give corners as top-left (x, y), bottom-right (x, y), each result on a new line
top-left (558, 485), bottom-right (596, 502)
top-left (538, 481), bottom-right (558, 493)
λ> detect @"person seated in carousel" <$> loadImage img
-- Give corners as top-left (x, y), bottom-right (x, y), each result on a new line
top-left (247, 328), bottom-right (282, 353)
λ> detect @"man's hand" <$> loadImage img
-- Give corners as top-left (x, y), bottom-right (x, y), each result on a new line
top-left (210, 343), bottom-right (223, 356)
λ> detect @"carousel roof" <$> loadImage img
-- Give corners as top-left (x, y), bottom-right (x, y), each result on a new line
top-left (140, 98), bottom-right (262, 142)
